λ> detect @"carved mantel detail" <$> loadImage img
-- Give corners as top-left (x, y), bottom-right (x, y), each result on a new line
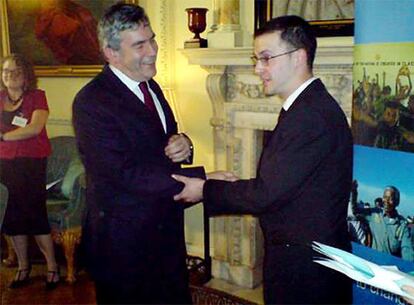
top-left (181, 36), bottom-right (354, 288)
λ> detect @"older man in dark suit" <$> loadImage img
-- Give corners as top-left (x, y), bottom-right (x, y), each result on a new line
top-left (72, 3), bottom-right (206, 304)
top-left (173, 15), bottom-right (353, 304)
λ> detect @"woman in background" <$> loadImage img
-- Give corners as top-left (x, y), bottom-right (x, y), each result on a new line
top-left (0, 54), bottom-right (59, 289)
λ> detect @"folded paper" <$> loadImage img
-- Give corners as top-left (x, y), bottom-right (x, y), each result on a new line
top-left (312, 241), bottom-right (414, 301)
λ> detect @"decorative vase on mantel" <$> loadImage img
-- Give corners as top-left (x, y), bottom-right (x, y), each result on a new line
top-left (184, 8), bottom-right (208, 48)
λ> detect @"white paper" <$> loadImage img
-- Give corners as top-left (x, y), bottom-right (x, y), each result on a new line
top-left (46, 178), bottom-right (63, 190)
top-left (312, 241), bottom-right (414, 301)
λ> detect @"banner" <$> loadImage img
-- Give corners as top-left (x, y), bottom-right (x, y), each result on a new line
top-left (352, 0), bottom-right (414, 153)
top-left (352, 242), bottom-right (414, 305)
top-left (352, 2), bottom-right (414, 291)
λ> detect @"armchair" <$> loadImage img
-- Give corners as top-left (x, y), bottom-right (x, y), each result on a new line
top-left (0, 182), bottom-right (8, 229)
top-left (1, 137), bottom-right (85, 282)
top-left (0, 181), bottom-right (17, 267)
top-left (46, 136), bottom-right (86, 283)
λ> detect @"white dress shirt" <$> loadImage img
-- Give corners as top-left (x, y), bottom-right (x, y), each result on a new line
top-left (109, 65), bottom-right (167, 132)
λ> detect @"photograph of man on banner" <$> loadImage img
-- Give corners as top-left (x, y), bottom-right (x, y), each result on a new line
top-left (349, 144), bottom-right (414, 305)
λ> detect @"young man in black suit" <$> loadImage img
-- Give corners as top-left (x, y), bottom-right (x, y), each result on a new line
top-left (174, 15), bottom-right (354, 304)
top-left (72, 3), bottom-right (207, 304)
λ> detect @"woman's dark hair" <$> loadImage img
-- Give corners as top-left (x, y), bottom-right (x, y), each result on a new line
top-left (0, 53), bottom-right (37, 90)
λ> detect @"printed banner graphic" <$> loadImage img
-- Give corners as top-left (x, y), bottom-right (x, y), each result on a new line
top-left (352, 43), bottom-right (414, 153)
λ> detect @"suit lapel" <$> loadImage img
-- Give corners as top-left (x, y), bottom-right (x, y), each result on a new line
top-left (148, 79), bottom-right (177, 135)
top-left (285, 79), bottom-right (324, 114)
top-left (263, 79), bottom-right (324, 154)
top-left (100, 66), bottom-right (145, 113)
top-left (100, 66), bottom-right (166, 135)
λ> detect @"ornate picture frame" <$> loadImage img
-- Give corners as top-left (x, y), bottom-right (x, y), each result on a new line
top-left (254, 0), bottom-right (354, 37)
top-left (0, 0), bottom-right (138, 77)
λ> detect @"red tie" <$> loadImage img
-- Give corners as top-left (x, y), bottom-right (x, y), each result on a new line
top-left (139, 81), bottom-right (156, 112)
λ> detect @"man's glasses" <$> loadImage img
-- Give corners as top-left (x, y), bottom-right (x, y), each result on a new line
top-left (2, 69), bottom-right (23, 76)
top-left (251, 49), bottom-right (299, 66)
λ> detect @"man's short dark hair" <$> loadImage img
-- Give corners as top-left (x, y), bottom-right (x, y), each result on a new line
top-left (255, 15), bottom-right (317, 69)
top-left (99, 3), bottom-right (149, 51)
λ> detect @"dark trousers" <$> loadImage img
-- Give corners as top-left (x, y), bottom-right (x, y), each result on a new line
top-left (263, 244), bottom-right (353, 305)
top-left (95, 279), bottom-right (192, 305)
top-left (95, 281), bottom-right (147, 305)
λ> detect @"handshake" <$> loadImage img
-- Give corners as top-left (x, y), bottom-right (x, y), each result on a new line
top-left (172, 171), bottom-right (238, 203)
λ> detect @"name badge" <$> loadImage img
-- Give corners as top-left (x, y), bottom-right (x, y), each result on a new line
top-left (12, 115), bottom-right (28, 127)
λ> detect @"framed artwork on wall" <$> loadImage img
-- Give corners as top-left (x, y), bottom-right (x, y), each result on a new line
top-left (254, 0), bottom-right (354, 37)
top-left (0, 0), bottom-right (138, 76)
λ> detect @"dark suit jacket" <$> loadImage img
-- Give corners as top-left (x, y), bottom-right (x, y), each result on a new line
top-left (72, 65), bottom-right (204, 303)
top-left (204, 79), bottom-right (353, 304)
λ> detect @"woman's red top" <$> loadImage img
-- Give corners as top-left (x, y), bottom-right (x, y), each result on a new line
top-left (0, 89), bottom-right (51, 159)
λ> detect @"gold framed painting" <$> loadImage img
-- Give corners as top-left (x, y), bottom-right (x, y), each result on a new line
top-left (0, 0), bottom-right (138, 77)
top-left (255, 0), bottom-right (354, 37)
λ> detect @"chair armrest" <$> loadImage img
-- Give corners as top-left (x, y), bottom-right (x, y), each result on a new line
top-left (78, 173), bottom-right (86, 189)
top-left (66, 172), bottom-right (86, 227)
top-left (52, 171), bottom-right (86, 230)
top-left (0, 183), bottom-right (9, 228)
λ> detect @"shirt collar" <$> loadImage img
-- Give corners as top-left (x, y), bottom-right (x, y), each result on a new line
top-left (282, 77), bottom-right (317, 111)
top-left (109, 65), bottom-right (146, 92)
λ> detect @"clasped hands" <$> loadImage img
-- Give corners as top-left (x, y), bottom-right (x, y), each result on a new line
top-left (172, 171), bottom-right (238, 203)
top-left (164, 133), bottom-right (238, 203)
top-left (164, 133), bottom-right (191, 163)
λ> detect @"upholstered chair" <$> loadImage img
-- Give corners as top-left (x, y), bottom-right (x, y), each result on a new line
top-left (0, 182), bottom-right (8, 226)
top-left (1, 137), bottom-right (85, 281)
top-left (0, 183), bottom-right (16, 266)
top-left (1, 181), bottom-right (18, 269)
top-left (45, 136), bottom-right (86, 283)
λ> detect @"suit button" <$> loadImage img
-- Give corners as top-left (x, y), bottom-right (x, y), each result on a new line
top-left (99, 211), bottom-right (105, 218)
top-left (157, 224), bottom-right (163, 230)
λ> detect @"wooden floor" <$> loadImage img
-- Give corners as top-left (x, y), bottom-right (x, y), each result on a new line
top-left (0, 263), bottom-right (259, 305)
top-left (0, 264), bottom-right (96, 305)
